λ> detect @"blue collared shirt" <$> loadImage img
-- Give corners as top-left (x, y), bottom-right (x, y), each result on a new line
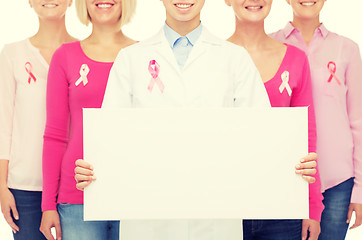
top-left (164, 23), bottom-right (202, 69)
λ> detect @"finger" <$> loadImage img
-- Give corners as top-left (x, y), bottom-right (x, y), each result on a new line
top-left (40, 226), bottom-right (55, 240)
top-left (296, 161), bottom-right (317, 170)
top-left (301, 223), bottom-right (308, 240)
top-left (309, 231), bottom-right (318, 240)
top-left (76, 181), bottom-right (92, 191)
top-left (74, 166), bottom-right (94, 176)
top-left (301, 152), bottom-right (318, 162)
top-left (296, 169), bottom-right (317, 176)
top-left (349, 213), bottom-right (362, 230)
top-left (302, 176), bottom-right (316, 184)
top-left (346, 206), bottom-right (353, 224)
top-left (75, 159), bottom-right (93, 170)
top-left (55, 221), bottom-right (62, 240)
top-left (3, 208), bottom-right (19, 232)
top-left (75, 173), bottom-right (96, 183)
top-left (10, 203), bottom-right (19, 221)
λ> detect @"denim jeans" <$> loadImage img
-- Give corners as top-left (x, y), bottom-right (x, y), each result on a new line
top-left (9, 189), bottom-right (46, 240)
top-left (318, 177), bottom-right (354, 240)
top-left (243, 219), bottom-right (302, 240)
top-left (57, 203), bottom-right (120, 240)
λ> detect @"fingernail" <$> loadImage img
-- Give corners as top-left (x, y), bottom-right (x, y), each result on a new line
top-left (15, 215), bottom-right (19, 220)
top-left (92, 176), bottom-right (97, 180)
top-left (300, 158), bottom-right (305, 163)
top-left (12, 229), bottom-right (16, 234)
top-left (296, 164), bottom-right (301, 169)
top-left (295, 170), bottom-right (302, 174)
top-left (90, 165), bottom-right (94, 170)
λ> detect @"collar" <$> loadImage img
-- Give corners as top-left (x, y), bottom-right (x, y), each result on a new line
top-left (163, 22), bottom-right (203, 48)
top-left (283, 22), bottom-right (329, 39)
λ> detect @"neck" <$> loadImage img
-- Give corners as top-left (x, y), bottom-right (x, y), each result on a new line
top-left (31, 16), bottom-right (72, 48)
top-left (230, 19), bottom-right (269, 51)
top-left (291, 16), bottom-right (321, 44)
top-left (165, 15), bottom-right (200, 36)
top-left (87, 23), bottom-right (125, 44)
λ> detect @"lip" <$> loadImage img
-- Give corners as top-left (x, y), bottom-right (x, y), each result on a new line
top-left (95, 1), bottom-right (115, 10)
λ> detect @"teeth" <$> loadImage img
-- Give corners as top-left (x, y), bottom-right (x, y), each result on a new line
top-left (175, 4), bottom-right (192, 9)
top-left (246, 6), bottom-right (262, 10)
top-left (97, 3), bottom-right (113, 8)
top-left (300, 2), bottom-right (316, 6)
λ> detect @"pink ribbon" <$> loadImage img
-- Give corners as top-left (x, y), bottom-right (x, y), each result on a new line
top-left (25, 62), bottom-right (36, 84)
top-left (147, 60), bottom-right (164, 93)
top-left (327, 61), bottom-right (341, 85)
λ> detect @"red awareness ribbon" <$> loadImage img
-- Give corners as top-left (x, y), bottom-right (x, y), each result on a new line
top-left (327, 61), bottom-right (341, 85)
top-left (147, 60), bottom-right (164, 93)
top-left (25, 62), bottom-right (36, 84)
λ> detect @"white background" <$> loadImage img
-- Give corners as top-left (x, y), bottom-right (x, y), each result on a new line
top-left (0, 0), bottom-right (361, 239)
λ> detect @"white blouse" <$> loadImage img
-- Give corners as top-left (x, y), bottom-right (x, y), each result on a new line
top-left (0, 39), bottom-right (48, 191)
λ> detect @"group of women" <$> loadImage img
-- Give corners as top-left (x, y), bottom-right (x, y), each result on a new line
top-left (0, 0), bottom-right (361, 240)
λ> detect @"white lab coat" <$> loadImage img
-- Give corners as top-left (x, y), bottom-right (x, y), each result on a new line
top-left (103, 26), bottom-right (271, 240)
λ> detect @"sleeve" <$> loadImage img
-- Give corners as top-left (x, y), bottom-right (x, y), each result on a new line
top-left (346, 43), bottom-right (362, 204)
top-left (233, 48), bottom-right (271, 108)
top-left (102, 49), bottom-right (132, 108)
top-left (290, 55), bottom-right (324, 221)
top-left (42, 46), bottom-right (70, 211)
top-left (0, 46), bottom-right (16, 160)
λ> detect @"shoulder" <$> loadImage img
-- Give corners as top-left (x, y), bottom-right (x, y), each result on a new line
top-left (52, 41), bottom-right (82, 62)
top-left (269, 29), bottom-right (286, 42)
top-left (326, 31), bottom-right (360, 52)
top-left (285, 44), bottom-right (308, 61)
top-left (1, 39), bottom-right (32, 59)
top-left (55, 41), bottom-right (81, 54)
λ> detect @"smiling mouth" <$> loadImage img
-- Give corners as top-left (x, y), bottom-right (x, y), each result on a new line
top-left (42, 4), bottom-right (58, 8)
top-left (96, 3), bottom-right (114, 9)
top-left (300, 1), bottom-right (317, 6)
top-left (245, 6), bottom-right (263, 10)
top-left (174, 3), bottom-right (194, 9)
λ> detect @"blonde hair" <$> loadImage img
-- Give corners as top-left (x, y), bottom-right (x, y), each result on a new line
top-left (75, 0), bottom-right (137, 26)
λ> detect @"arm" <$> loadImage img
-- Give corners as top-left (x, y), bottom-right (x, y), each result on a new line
top-left (291, 54), bottom-right (323, 239)
top-left (345, 43), bottom-right (362, 229)
top-left (40, 46), bottom-right (70, 240)
top-left (291, 55), bottom-right (324, 221)
top-left (0, 47), bottom-right (19, 233)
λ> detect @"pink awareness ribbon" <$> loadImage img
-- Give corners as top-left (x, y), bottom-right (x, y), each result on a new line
top-left (25, 62), bottom-right (36, 84)
top-left (147, 60), bottom-right (164, 93)
top-left (327, 61), bottom-right (341, 85)
top-left (279, 71), bottom-right (292, 96)
top-left (75, 64), bottom-right (89, 86)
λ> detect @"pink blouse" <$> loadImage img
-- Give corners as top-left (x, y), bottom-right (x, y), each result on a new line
top-left (271, 23), bottom-right (362, 205)
top-left (264, 44), bottom-right (323, 221)
top-left (42, 41), bottom-right (113, 211)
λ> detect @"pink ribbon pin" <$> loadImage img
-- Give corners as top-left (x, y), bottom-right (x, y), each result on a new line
top-left (279, 71), bottom-right (292, 96)
top-left (327, 61), bottom-right (341, 85)
top-left (147, 60), bottom-right (164, 93)
top-left (25, 62), bottom-right (36, 84)
top-left (75, 64), bottom-right (89, 86)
